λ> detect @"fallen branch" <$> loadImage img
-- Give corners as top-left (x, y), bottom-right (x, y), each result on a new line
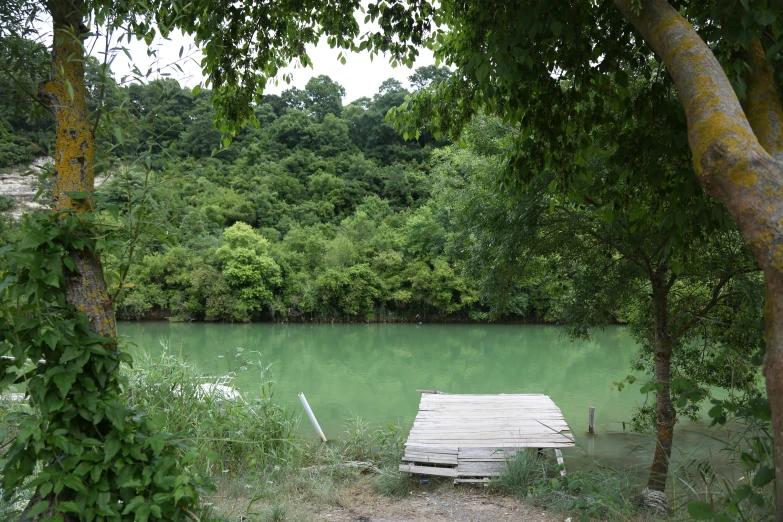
top-left (301, 460), bottom-right (382, 474)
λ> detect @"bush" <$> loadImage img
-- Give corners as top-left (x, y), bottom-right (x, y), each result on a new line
top-left (0, 196), bottom-right (15, 213)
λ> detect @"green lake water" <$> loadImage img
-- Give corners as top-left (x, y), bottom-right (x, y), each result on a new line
top-left (120, 322), bottom-right (727, 470)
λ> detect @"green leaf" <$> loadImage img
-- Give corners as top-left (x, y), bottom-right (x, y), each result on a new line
top-left (58, 501), bottom-right (80, 513)
top-left (0, 275), bottom-right (16, 294)
top-left (146, 433), bottom-right (166, 455)
top-left (121, 496), bottom-right (146, 515)
top-left (66, 191), bottom-right (90, 200)
top-left (42, 271), bottom-right (60, 288)
top-left (104, 433), bottom-right (122, 463)
top-left (62, 474), bottom-right (87, 493)
top-left (754, 9), bottom-right (775, 26)
top-left (114, 127), bottom-right (123, 144)
top-left (767, 40), bottom-right (783, 62)
top-left (27, 500), bottom-right (49, 518)
top-left (53, 371), bottom-right (77, 398)
top-left (59, 345), bottom-right (84, 364)
top-left (65, 80), bottom-right (74, 101)
top-left (39, 480), bottom-right (53, 498)
top-left (687, 501), bottom-right (715, 520)
top-left (734, 484), bottom-right (753, 501)
top-left (739, 452), bottom-right (758, 470)
top-left (136, 503), bottom-right (151, 522)
top-left (752, 466), bottom-right (774, 487)
top-left (105, 401), bottom-right (126, 430)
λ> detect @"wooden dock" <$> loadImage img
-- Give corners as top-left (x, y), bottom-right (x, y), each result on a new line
top-left (400, 393), bottom-right (574, 482)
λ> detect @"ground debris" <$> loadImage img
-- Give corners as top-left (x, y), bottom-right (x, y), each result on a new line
top-left (312, 483), bottom-right (559, 522)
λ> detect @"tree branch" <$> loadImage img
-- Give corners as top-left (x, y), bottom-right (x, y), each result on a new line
top-left (742, 38), bottom-right (783, 162)
top-left (612, 0), bottom-right (771, 188)
top-left (672, 273), bottom-right (734, 339)
top-left (613, 0), bottom-right (783, 319)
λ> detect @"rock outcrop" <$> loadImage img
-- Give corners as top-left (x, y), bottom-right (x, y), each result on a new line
top-left (0, 157), bottom-right (50, 218)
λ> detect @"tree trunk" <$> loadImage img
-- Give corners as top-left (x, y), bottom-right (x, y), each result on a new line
top-left (43, 0), bottom-right (115, 337)
top-left (765, 276), bottom-right (783, 518)
top-left (648, 268), bottom-right (675, 491)
top-left (614, 1), bottom-right (783, 516)
top-left (19, 1), bottom-right (115, 520)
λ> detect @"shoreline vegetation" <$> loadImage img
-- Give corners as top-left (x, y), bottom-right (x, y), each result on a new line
top-left (2, 349), bottom-right (771, 521)
top-left (119, 314), bottom-right (568, 324)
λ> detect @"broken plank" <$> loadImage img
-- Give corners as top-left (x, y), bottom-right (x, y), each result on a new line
top-left (403, 453), bottom-right (458, 465)
top-left (399, 464), bottom-right (457, 478)
top-left (456, 461), bottom-right (506, 475)
top-left (454, 478), bottom-right (490, 485)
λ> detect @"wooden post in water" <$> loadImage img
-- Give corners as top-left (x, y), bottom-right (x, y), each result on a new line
top-left (588, 406), bottom-right (595, 434)
top-left (588, 433), bottom-right (595, 458)
top-left (554, 448), bottom-right (566, 477)
top-left (299, 392), bottom-right (327, 442)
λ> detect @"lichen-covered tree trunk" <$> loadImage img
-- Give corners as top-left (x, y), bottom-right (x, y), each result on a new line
top-left (615, 0), bottom-right (783, 516)
top-left (43, 0), bottom-right (115, 338)
top-left (19, 1), bottom-right (115, 520)
top-left (648, 269), bottom-right (675, 491)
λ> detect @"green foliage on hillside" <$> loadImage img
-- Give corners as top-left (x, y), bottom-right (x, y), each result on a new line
top-left (51, 70), bottom-right (502, 322)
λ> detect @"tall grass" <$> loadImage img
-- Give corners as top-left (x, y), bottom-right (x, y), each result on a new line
top-left (123, 344), bottom-right (300, 474)
top-left (490, 450), bottom-right (650, 520)
top-left (490, 449), bottom-right (550, 496)
top-left (668, 417), bottom-right (776, 521)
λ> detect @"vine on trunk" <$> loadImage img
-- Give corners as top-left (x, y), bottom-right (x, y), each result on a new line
top-left (0, 212), bottom-right (216, 521)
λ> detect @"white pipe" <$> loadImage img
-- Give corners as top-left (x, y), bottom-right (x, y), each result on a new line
top-left (298, 392), bottom-right (327, 442)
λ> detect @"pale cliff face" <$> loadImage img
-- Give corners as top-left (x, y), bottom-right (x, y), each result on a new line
top-left (0, 157), bottom-right (51, 218)
top-left (0, 157), bottom-right (106, 218)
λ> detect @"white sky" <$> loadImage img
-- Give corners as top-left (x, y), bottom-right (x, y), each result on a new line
top-left (106, 29), bottom-right (435, 104)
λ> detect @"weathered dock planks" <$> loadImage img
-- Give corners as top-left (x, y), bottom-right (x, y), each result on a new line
top-left (400, 393), bottom-right (574, 480)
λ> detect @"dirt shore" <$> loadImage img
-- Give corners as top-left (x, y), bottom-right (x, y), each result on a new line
top-left (309, 482), bottom-right (561, 522)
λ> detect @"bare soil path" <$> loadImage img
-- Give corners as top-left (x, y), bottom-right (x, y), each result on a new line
top-left (311, 483), bottom-right (561, 522)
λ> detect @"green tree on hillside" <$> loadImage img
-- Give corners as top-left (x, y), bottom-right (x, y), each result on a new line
top-left (215, 222), bottom-right (282, 321)
top-left (303, 75), bottom-right (346, 121)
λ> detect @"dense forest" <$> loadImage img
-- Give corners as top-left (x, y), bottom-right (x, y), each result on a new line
top-left (1, 61), bottom-right (561, 323)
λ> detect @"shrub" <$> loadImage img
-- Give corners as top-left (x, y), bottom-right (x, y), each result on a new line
top-left (0, 196), bottom-right (15, 213)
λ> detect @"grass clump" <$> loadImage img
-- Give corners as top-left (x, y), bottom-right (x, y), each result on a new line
top-left (331, 416), bottom-right (417, 497)
top-left (537, 464), bottom-right (642, 520)
top-left (124, 345), bottom-right (300, 475)
top-left (491, 451), bottom-right (646, 520)
top-left (374, 465), bottom-right (416, 498)
top-left (490, 449), bottom-right (549, 496)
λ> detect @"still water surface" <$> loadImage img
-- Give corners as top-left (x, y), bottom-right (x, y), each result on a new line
top-left (121, 322), bottom-right (724, 469)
